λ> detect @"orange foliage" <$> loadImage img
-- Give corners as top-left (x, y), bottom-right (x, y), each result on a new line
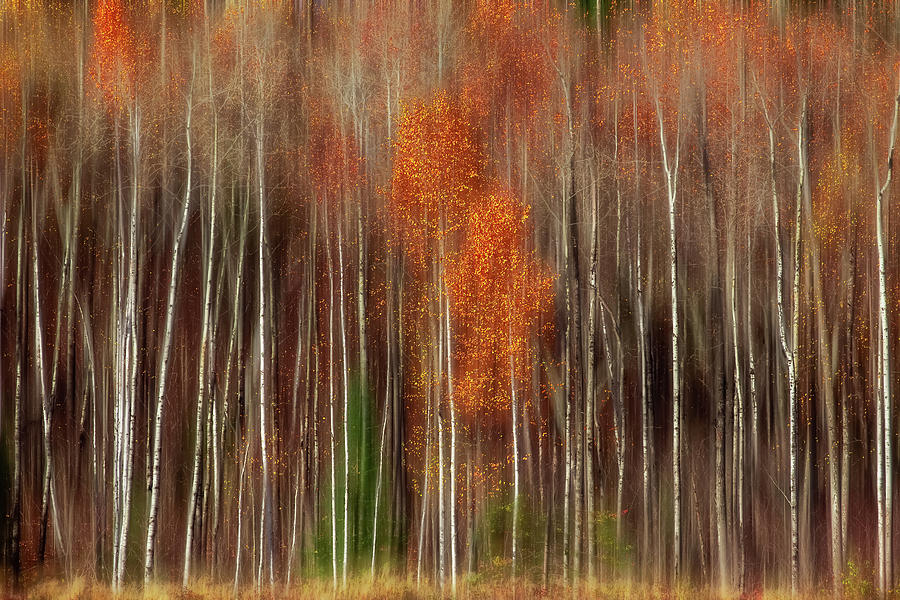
top-left (0, 46), bottom-right (19, 154)
top-left (89, 0), bottom-right (141, 112)
top-left (308, 109), bottom-right (363, 203)
top-left (462, 0), bottom-right (552, 126)
top-left (446, 186), bottom-right (553, 419)
top-left (390, 90), bottom-right (485, 255)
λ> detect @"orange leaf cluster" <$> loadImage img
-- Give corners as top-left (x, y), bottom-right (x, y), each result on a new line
top-left (462, 0), bottom-right (552, 127)
top-left (445, 186), bottom-right (553, 419)
top-left (390, 90), bottom-right (485, 256)
top-left (0, 46), bottom-right (20, 154)
top-left (308, 110), bottom-right (363, 204)
top-left (88, 0), bottom-right (139, 112)
top-left (389, 88), bottom-right (552, 426)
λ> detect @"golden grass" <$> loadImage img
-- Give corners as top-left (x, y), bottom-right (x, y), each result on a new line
top-left (7, 576), bottom-right (889, 599)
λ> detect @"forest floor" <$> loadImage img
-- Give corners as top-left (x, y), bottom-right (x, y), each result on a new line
top-left (6, 576), bottom-right (880, 600)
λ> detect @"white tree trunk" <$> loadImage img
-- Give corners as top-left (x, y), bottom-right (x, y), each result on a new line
top-left (875, 73), bottom-right (900, 598)
top-left (416, 366), bottom-right (433, 587)
top-left (788, 112), bottom-right (805, 595)
top-left (32, 187), bottom-right (62, 566)
top-left (636, 225), bottom-right (651, 575)
top-left (185, 78), bottom-right (220, 587)
top-left (232, 438), bottom-right (251, 595)
top-left (371, 270), bottom-right (392, 578)
top-left (338, 212), bottom-right (351, 587)
top-left (562, 270), bottom-right (572, 582)
top-left (113, 107), bottom-right (141, 592)
top-left (11, 201), bottom-right (24, 580)
top-left (445, 279), bottom-right (458, 592)
top-left (146, 89), bottom-right (195, 584)
top-left (729, 246), bottom-right (745, 590)
top-left (510, 343), bottom-right (520, 576)
top-left (764, 105), bottom-right (799, 595)
top-left (654, 95), bottom-right (682, 579)
top-left (220, 189), bottom-right (249, 577)
top-left (326, 206), bottom-right (339, 590)
top-left (255, 120), bottom-right (274, 590)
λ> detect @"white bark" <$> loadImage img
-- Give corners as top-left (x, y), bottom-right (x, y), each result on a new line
top-left (445, 279), bottom-right (458, 592)
top-left (729, 246), bottom-right (745, 590)
top-left (146, 85), bottom-right (195, 584)
top-left (232, 437), bottom-right (251, 595)
top-left (11, 201), bottom-right (24, 579)
top-left (763, 101), bottom-right (800, 595)
top-left (789, 111), bottom-right (805, 596)
top-left (875, 72), bottom-right (900, 598)
top-left (510, 341), bottom-right (520, 576)
top-left (601, 309), bottom-right (625, 547)
top-left (112, 107), bottom-right (141, 592)
top-left (32, 146), bottom-right (62, 572)
top-left (562, 265), bottom-right (572, 582)
top-left (338, 212), bottom-right (351, 587)
top-left (637, 224), bottom-right (651, 574)
top-left (255, 118), bottom-right (274, 590)
top-left (416, 347), bottom-right (434, 586)
top-left (220, 189), bottom-right (249, 573)
top-left (326, 206), bottom-right (339, 590)
top-left (371, 272), bottom-right (392, 578)
top-left (185, 70), bottom-right (219, 587)
top-left (654, 93), bottom-right (682, 579)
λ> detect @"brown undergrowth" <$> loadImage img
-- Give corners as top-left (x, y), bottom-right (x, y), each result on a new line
top-left (4, 576), bottom-right (890, 600)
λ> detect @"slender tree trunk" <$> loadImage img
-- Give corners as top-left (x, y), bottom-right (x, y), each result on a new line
top-left (747, 233), bottom-right (758, 482)
top-left (434, 283), bottom-right (445, 587)
top-left (233, 436), bottom-right (251, 595)
top-left (601, 310), bottom-right (625, 550)
top-left (698, 95), bottom-right (729, 594)
top-left (510, 339), bottom-right (520, 576)
top-left (569, 158), bottom-right (584, 579)
top-left (185, 73), bottom-right (219, 587)
top-left (371, 268), bottom-right (392, 578)
top-left (788, 110), bottom-right (805, 596)
top-left (803, 146), bottom-right (842, 595)
top-left (585, 161), bottom-right (599, 580)
top-left (416, 352), bottom-right (433, 586)
top-left (325, 203), bottom-right (339, 589)
top-left (840, 222), bottom-right (855, 571)
top-left (875, 72), bottom-right (900, 598)
top-left (729, 243), bottom-right (745, 591)
top-left (764, 103), bottom-right (799, 595)
top-left (613, 129), bottom-right (626, 556)
top-left (562, 240), bottom-right (572, 582)
top-left (338, 212), bottom-right (351, 587)
top-left (637, 225), bottom-right (652, 576)
top-left (218, 187), bottom-right (249, 576)
top-left (446, 278), bottom-right (458, 593)
top-left (654, 94), bottom-right (682, 580)
top-left (10, 200), bottom-right (25, 585)
top-left (33, 146), bottom-right (61, 574)
top-left (112, 106), bottom-right (141, 592)
top-left (146, 86), bottom-right (195, 584)
top-left (255, 119), bottom-right (274, 590)
top-left (633, 88), bottom-right (653, 580)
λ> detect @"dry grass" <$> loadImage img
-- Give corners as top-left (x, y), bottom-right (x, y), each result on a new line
top-left (4, 576), bottom-right (888, 599)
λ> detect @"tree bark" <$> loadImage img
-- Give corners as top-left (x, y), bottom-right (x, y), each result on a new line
top-left (654, 93), bottom-right (682, 580)
top-left (875, 72), bottom-right (900, 598)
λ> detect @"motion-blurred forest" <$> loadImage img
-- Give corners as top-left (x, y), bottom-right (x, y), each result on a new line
top-left (3, 0), bottom-right (900, 597)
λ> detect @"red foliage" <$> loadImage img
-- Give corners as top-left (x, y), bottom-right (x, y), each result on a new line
top-left (88, 0), bottom-right (140, 112)
top-left (308, 109), bottom-right (364, 203)
top-left (390, 90), bottom-right (486, 256)
top-left (0, 46), bottom-right (20, 155)
top-left (445, 185), bottom-right (554, 419)
top-left (462, 0), bottom-right (553, 126)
